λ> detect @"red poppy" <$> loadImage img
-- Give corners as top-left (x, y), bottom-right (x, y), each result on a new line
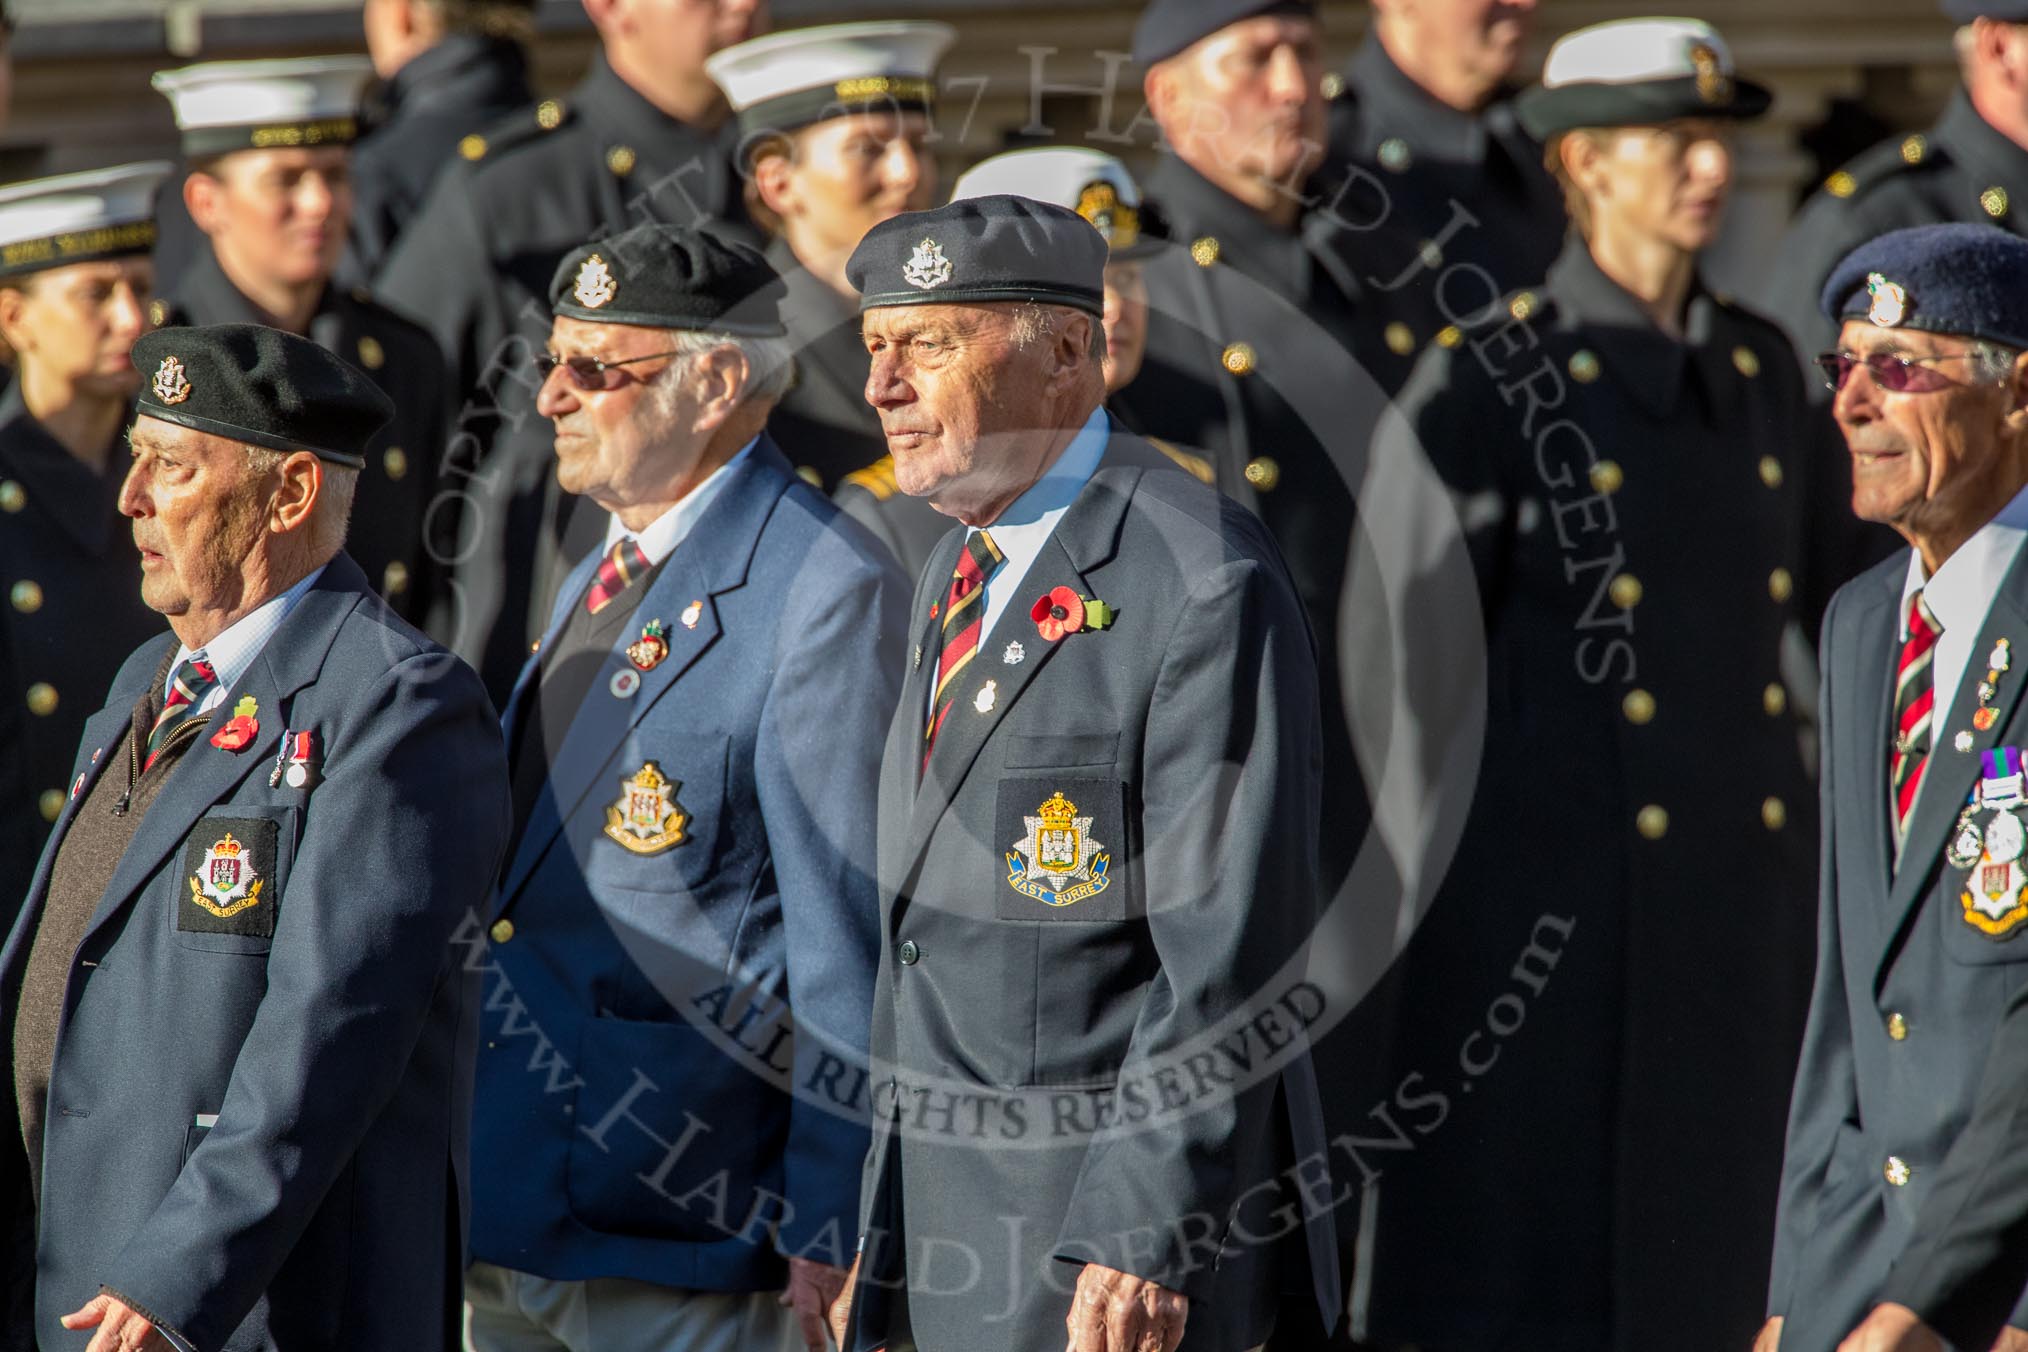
top-left (211, 715), bottom-right (259, 752)
top-left (1031, 586), bottom-right (1086, 641)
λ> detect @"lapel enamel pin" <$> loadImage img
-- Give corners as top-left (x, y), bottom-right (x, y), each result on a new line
top-left (975, 680), bottom-right (997, 714)
top-left (681, 599), bottom-right (704, 630)
top-left (1975, 638), bottom-right (2012, 733)
top-left (610, 669), bottom-right (641, 700)
top-left (1003, 641), bottom-right (1026, 666)
top-left (628, 619), bottom-right (670, 671)
top-left (211, 695), bottom-right (259, 752)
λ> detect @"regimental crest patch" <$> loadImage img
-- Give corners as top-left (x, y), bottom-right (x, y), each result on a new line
top-left (603, 760), bottom-right (689, 855)
top-left (152, 354), bottom-right (191, 405)
top-left (191, 831), bottom-right (261, 917)
top-left (1006, 790), bottom-right (1110, 907)
top-left (178, 816), bottom-right (280, 937)
top-left (574, 253), bottom-right (617, 309)
top-left (1965, 854), bottom-right (2028, 939)
top-left (904, 237), bottom-right (952, 291)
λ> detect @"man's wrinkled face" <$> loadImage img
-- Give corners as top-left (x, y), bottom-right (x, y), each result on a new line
top-left (535, 315), bottom-right (698, 510)
top-left (1578, 119), bottom-right (1734, 254)
top-left (119, 418), bottom-right (276, 618)
top-left (193, 147), bottom-right (351, 286)
top-left (3, 257), bottom-right (154, 396)
top-left (1832, 319), bottom-right (2021, 538)
top-left (862, 303), bottom-right (1052, 502)
top-left (1101, 260), bottom-right (1147, 393)
top-left (1161, 16), bottom-right (1327, 189)
top-left (773, 112), bottom-right (935, 256)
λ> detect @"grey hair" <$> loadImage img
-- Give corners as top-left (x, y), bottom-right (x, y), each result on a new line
top-left (1968, 339), bottom-right (2023, 384)
top-left (646, 329), bottom-right (798, 416)
top-left (1008, 301), bottom-right (1109, 365)
top-left (242, 444), bottom-right (355, 555)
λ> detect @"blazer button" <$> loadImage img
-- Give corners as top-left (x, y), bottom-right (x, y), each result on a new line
top-left (490, 919), bottom-right (515, 944)
top-left (1762, 796), bottom-right (1787, 830)
top-left (1244, 457), bottom-right (1281, 492)
top-left (1621, 689), bottom-right (1655, 725)
top-left (898, 939), bottom-right (920, 966)
top-left (37, 789), bottom-right (63, 822)
top-left (1636, 805), bottom-right (1669, 840)
top-left (1887, 1012), bottom-right (1909, 1041)
top-left (1764, 682), bottom-right (1788, 717)
top-left (1769, 567), bottom-right (1794, 603)
top-left (1884, 1155), bottom-right (1911, 1186)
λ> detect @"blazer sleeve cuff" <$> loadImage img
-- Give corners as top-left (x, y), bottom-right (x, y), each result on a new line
top-left (99, 1285), bottom-right (199, 1352)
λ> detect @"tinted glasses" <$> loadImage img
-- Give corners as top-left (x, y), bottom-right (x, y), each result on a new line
top-left (533, 349), bottom-right (683, 391)
top-left (1814, 350), bottom-right (1986, 394)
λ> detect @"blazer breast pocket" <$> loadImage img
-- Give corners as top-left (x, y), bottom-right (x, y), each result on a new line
top-left (173, 806), bottom-right (298, 954)
top-left (582, 732), bottom-right (731, 892)
top-left (994, 774), bottom-right (1129, 923)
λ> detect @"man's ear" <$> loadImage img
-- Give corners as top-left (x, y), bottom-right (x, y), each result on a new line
top-left (269, 451), bottom-right (322, 535)
top-left (1045, 312), bottom-right (1096, 394)
top-left (692, 345), bottom-right (753, 429)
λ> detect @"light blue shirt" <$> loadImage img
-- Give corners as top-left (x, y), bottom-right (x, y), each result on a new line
top-left (1900, 481), bottom-right (2028, 731)
top-left (927, 407), bottom-right (1108, 719)
top-left (167, 565), bottom-right (326, 713)
top-left (601, 437), bottom-right (758, 568)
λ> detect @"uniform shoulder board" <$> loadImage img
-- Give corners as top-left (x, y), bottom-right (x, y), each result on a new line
top-left (842, 457), bottom-right (900, 501)
top-left (1147, 437), bottom-right (1216, 486)
top-left (465, 98), bottom-right (574, 168)
top-left (1820, 131), bottom-right (1945, 202)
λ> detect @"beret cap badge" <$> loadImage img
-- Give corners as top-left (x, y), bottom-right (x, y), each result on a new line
top-left (1867, 272), bottom-right (1910, 328)
top-left (152, 354), bottom-right (192, 405)
top-left (904, 237), bottom-right (953, 291)
top-left (573, 254), bottom-right (617, 310)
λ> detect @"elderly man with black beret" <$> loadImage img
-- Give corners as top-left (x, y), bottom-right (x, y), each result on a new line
top-left (1765, 223), bottom-right (2028, 1352)
top-left (0, 322), bottom-right (510, 1351)
top-left (466, 221), bottom-right (905, 1352)
top-left (823, 195), bottom-right (1338, 1352)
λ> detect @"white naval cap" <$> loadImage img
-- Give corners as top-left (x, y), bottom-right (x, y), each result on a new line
top-left (152, 56), bottom-right (374, 156)
top-left (707, 21), bottom-right (956, 141)
top-left (1517, 17), bottom-right (1770, 139)
top-left (950, 148), bottom-right (1163, 259)
top-left (0, 162), bottom-right (172, 279)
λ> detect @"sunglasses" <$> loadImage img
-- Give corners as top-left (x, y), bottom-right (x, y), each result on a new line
top-left (1814, 350), bottom-right (1986, 394)
top-left (533, 349), bottom-right (683, 391)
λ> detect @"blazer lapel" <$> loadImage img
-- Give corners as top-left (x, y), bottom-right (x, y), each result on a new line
top-left (894, 456), bottom-right (1143, 893)
top-left (496, 447), bottom-right (788, 906)
top-left (1846, 572), bottom-right (1900, 897)
top-left (77, 564), bottom-right (363, 946)
top-left (1881, 550), bottom-right (2028, 972)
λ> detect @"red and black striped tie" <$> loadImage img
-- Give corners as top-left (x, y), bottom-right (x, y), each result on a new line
top-left (924, 529), bottom-right (1004, 766)
top-left (1891, 589), bottom-right (1942, 848)
top-left (585, 537), bottom-right (651, 615)
top-left (144, 656), bottom-right (218, 771)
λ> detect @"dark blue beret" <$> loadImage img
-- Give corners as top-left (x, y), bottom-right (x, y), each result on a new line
top-left (848, 195), bottom-right (1107, 317)
top-left (1821, 222), bottom-right (2028, 348)
top-left (1131, 0), bottom-right (1316, 66)
top-left (1942, 1), bottom-right (2028, 21)
top-left (131, 323), bottom-right (393, 469)
top-left (550, 222), bottom-right (787, 336)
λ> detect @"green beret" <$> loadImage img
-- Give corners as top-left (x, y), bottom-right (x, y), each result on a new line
top-left (549, 222), bottom-right (788, 336)
top-left (130, 323), bottom-right (394, 469)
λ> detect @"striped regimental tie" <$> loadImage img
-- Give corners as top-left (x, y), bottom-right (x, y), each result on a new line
top-left (923, 529), bottom-right (1005, 767)
top-left (1891, 589), bottom-right (1942, 851)
top-left (144, 656), bottom-right (219, 771)
top-left (585, 537), bottom-right (652, 616)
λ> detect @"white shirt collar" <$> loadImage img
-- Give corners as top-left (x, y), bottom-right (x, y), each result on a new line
top-left (602, 437), bottom-right (758, 568)
top-left (167, 564), bottom-right (326, 710)
top-left (965, 406), bottom-right (1110, 658)
top-left (1900, 483), bottom-right (2028, 639)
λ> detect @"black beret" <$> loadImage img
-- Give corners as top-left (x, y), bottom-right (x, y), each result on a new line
top-left (848, 195), bottom-right (1107, 316)
top-left (130, 323), bottom-right (394, 469)
top-left (549, 222), bottom-right (787, 336)
top-left (1131, 0), bottom-right (1316, 67)
top-left (1821, 222), bottom-right (2028, 349)
top-left (1943, 0), bottom-right (2028, 20)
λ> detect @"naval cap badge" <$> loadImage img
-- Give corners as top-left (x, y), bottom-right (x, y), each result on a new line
top-left (152, 354), bottom-right (192, 405)
top-left (904, 237), bottom-right (952, 291)
top-left (574, 253), bottom-right (617, 309)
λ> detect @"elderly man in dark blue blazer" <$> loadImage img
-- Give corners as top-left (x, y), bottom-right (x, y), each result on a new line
top-left (1766, 224), bottom-right (2028, 1352)
top-left (466, 222), bottom-right (905, 1352)
top-left (1, 322), bottom-right (511, 1351)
